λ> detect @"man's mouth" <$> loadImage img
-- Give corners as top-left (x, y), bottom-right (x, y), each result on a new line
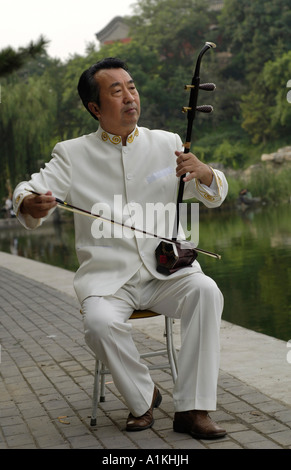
top-left (124, 106), bottom-right (137, 114)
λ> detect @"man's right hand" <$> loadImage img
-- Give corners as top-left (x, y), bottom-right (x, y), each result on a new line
top-left (20, 191), bottom-right (57, 219)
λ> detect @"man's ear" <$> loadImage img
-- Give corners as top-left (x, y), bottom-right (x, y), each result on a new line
top-left (88, 102), bottom-right (100, 118)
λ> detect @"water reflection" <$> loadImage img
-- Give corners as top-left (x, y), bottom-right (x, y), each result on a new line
top-left (0, 211), bottom-right (78, 271)
top-left (0, 205), bottom-right (290, 341)
top-left (199, 204), bottom-right (291, 342)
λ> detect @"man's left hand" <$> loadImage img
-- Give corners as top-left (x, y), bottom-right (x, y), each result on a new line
top-left (175, 151), bottom-right (213, 187)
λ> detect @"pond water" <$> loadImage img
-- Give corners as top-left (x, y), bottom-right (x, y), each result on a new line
top-left (1, 203), bottom-right (291, 342)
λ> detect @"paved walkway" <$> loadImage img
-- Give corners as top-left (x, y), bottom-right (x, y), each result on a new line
top-left (0, 252), bottom-right (291, 452)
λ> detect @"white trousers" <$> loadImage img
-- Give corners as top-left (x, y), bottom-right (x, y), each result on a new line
top-left (82, 265), bottom-right (224, 417)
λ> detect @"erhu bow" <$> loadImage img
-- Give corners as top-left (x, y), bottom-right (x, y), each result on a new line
top-left (25, 189), bottom-right (221, 260)
top-left (155, 42), bottom-right (217, 274)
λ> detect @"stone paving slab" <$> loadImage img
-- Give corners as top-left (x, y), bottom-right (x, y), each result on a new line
top-left (1, 265), bottom-right (291, 452)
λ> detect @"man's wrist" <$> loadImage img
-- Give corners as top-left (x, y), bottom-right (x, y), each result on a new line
top-left (199, 165), bottom-right (213, 187)
top-left (20, 197), bottom-right (29, 214)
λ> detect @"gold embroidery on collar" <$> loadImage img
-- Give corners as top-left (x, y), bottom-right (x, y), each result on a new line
top-left (101, 132), bottom-right (121, 145)
top-left (127, 128), bottom-right (139, 143)
top-left (101, 128), bottom-right (139, 145)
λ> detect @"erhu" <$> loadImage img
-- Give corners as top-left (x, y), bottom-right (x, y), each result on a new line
top-left (155, 42), bottom-right (217, 275)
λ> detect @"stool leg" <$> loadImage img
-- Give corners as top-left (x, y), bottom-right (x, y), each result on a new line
top-left (90, 359), bottom-right (101, 426)
top-left (100, 363), bottom-right (106, 402)
top-left (170, 319), bottom-right (179, 374)
top-left (165, 317), bottom-right (178, 382)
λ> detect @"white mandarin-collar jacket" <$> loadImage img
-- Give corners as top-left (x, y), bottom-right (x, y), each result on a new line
top-left (13, 126), bottom-right (228, 303)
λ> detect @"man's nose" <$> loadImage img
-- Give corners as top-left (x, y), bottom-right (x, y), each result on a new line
top-left (123, 89), bottom-right (135, 103)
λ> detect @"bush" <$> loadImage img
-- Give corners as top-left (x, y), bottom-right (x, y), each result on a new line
top-left (247, 166), bottom-right (291, 203)
top-left (213, 140), bottom-right (247, 169)
top-left (224, 175), bottom-right (244, 203)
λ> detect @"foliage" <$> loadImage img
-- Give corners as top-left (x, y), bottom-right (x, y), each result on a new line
top-left (129, 0), bottom-right (216, 66)
top-left (0, 70), bottom-right (58, 198)
top-left (240, 51), bottom-right (291, 143)
top-left (222, 175), bottom-right (244, 203)
top-left (226, 165), bottom-right (291, 205)
top-left (263, 51), bottom-right (291, 133)
top-left (219, 0), bottom-right (291, 79)
top-left (247, 166), bottom-right (291, 204)
top-left (220, 0), bottom-right (291, 144)
top-left (0, 36), bottom-right (48, 77)
top-left (1, 0), bottom-right (291, 201)
top-left (212, 140), bottom-right (245, 169)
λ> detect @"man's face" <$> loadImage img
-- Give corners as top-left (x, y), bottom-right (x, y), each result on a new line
top-left (90, 68), bottom-right (141, 137)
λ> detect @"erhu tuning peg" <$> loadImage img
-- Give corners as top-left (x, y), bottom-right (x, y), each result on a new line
top-left (199, 83), bottom-right (216, 91)
top-left (196, 105), bottom-right (213, 113)
top-left (184, 83), bottom-right (216, 91)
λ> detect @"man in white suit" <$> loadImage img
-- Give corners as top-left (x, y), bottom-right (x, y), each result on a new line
top-left (13, 58), bottom-right (228, 439)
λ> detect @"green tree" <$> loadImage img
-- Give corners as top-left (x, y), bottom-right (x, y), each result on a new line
top-left (0, 73), bottom-right (58, 197)
top-left (219, 0), bottom-right (291, 144)
top-left (241, 51), bottom-right (291, 143)
top-left (240, 77), bottom-right (272, 144)
top-left (56, 52), bottom-right (96, 139)
top-left (0, 36), bottom-right (48, 77)
top-left (263, 51), bottom-right (291, 135)
top-left (126, 1), bottom-right (220, 136)
top-left (219, 0), bottom-right (291, 80)
top-left (3, 0), bottom-right (291, 203)
top-left (129, 0), bottom-right (217, 67)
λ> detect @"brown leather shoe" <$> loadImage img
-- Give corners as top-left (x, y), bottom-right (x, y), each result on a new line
top-left (126, 386), bottom-right (162, 432)
top-left (173, 410), bottom-right (226, 439)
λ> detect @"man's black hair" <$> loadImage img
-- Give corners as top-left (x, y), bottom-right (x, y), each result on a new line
top-left (77, 57), bottom-right (129, 120)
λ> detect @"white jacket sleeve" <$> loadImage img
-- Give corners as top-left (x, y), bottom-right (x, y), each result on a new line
top-left (13, 142), bottom-right (72, 230)
top-left (183, 167), bottom-right (228, 208)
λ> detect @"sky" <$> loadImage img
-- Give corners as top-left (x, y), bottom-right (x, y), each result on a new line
top-left (1, 0), bottom-right (136, 61)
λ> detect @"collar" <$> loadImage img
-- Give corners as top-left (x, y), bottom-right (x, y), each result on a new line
top-left (97, 126), bottom-right (139, 146)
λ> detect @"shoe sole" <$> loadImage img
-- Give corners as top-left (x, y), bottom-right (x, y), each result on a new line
top-left (173, 422), bottom-right (226, 440)
top-left (126, 421), bottom-right (154, 432)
